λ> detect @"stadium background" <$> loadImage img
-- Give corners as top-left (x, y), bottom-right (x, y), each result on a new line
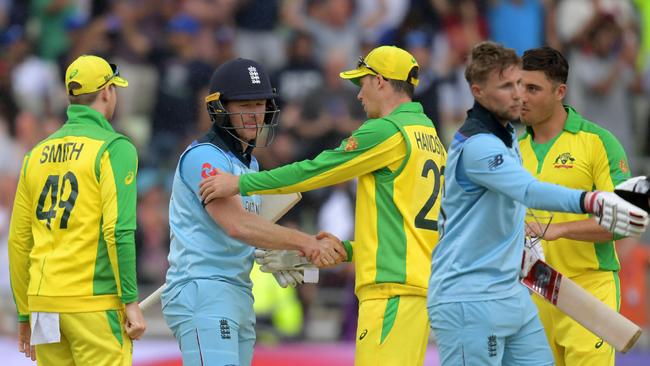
top-left (0, 0), bottom-right (650, 364)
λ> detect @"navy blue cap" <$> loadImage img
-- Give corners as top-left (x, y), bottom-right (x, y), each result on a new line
top-left (208, 58), bottom-right (276, 101)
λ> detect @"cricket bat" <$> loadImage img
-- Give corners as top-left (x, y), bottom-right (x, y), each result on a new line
top-left (521, 259), bottom-right (642, 353)
top-left (139, 192), bottom-right (302, 311)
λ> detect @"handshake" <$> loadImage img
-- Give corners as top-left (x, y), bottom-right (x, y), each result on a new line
top-left (255, 231), bottom-right (348, 288)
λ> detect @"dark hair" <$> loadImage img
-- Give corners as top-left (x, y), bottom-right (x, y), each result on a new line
top-left (465, 41), bottom-right (520, 84)
top-left (387, 66), bottom-right (418, 98)
top-left (67, 81), bottom-right (101, 105)
top-left (522, 46), bottom-right (569, 84)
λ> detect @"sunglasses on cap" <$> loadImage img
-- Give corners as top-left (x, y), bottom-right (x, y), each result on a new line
top-left (357, 57), bottom-right (386, 80)
top-left (97, 63), bottom-right (120, 90)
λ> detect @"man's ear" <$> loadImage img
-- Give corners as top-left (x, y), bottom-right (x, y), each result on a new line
top-left (98, 85), bottom-right (111, 103)
top-left (555, 83), bottom-right (567, 101)
top-left (470, 83), bottom-right (482, 99)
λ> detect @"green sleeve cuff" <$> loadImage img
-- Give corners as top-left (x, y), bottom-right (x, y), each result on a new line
top-left (239, 174), bottom-right (250, 196)
top-left (18, 314), bottom-right (29, 322)
top-left (121, 293), bottom-right (138, 304)
top-left (613, 233), bottom-right (626, 241)
top-left (343, 240), bottom-right (353, 262)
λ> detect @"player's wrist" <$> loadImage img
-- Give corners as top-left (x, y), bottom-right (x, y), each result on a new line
top-left (580, 191), bottom-right (592, 213)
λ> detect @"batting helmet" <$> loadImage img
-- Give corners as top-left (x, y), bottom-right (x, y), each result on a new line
top-left (205, 58), bottom-right (280, 147)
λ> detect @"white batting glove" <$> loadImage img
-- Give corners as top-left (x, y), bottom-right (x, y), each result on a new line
top-left (521, 236), bottom-right (545, 278)
top-left (254, 249), bottom-right (319, 287)
top-left (254, 249), bottom-right (309, 271)
top-left (584, 191), bottom-right (649, 238)
top-left (271, 270), bottom-right (303, 288)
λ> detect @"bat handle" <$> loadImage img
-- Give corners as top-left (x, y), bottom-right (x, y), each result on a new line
top-left (139, 284), bottom-right (166, 311)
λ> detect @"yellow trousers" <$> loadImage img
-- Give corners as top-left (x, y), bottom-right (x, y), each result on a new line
top-left (355, 295), bottom-right (429, 366)
top-left (35, 309), bottom-right (132, 366)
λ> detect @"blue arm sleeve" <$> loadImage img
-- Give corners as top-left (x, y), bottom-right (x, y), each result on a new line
top-left (179, 145), bottom-right (233, 198)
top-left (462, 134), bottom-right (585, 213)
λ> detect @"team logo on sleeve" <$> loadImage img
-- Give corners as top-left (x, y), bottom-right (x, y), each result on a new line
top-left (553, 152), bottom-right (575, 169)
top-left (488, 154), bottom-right (504, 171)
top-left (201, 162), bottom-right (217, 178)
top-left (619, 160), bottom-right (629, 174)
top-left (344, 137), bottom-right (358, 151)
top-left (124, 171), bottom-right (135, 185)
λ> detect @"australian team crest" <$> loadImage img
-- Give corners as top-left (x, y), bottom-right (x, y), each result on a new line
top-left (345, 137), bottom-right (358, 151)
top-left (553, 152), bottom-right (575, 169)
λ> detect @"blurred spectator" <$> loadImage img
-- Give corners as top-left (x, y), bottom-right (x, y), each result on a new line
top-left (567, 14), bottom-right (638, 157)
top-left (488, 0), bottom-right (544, 56)
top-left (183, 0), bottom-right (237, 27)
top-left (29, 0), bottom-right (76, 61)
top-left (618, 238), bottom-right (650, 347)
top-left (0, 117), bottom-right (21, 335)
top-left (6, 25), bottom-right (66, 118)
top-left (357, 0), bottom-right (409, 45)
top-left (255, 130), bottom-right (300, 171)
top-left (135, 168), bottom-right (170, 285)
top-left (272, 30), bottom-right (323, 107)
top-left (433, 0), bottom-right (484, 144)
top-left (149, 14), bottom-right (212, 168)
top-left (404, 29), bottom-right (440, 128)
top-left (318, 182), bottom-right (355, 242)
top-left (107, 1), bottom-right (160, 149)
top-left (296, 48), bottom-right (364, 161)
top-left (14, 110), bottom-right (45, 152)
top-left (282, 0), bottom-right (361, 66)
top-left (556, 0), bottom-right (636, 48)
top-left (635, 0), bottom-right (650, 155)
top-left (235, 0), bottom-right (285, 72)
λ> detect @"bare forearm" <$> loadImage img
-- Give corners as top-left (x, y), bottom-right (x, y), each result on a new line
top-left (553, 218), bottom-right (614, 242)
top-left (206, 197), bottom-right (314, 252)
top-left (231, 211), bottom-right (315, 251)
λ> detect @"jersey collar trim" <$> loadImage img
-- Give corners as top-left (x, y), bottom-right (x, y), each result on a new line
top-left (466, 101), bottom-right (515, 148)
top-left (389, 101), bottom-right (423, 116)
top-left (563, 105), bottom-right (582, 134)
top-left (65, 104), bottom-right (115, 132)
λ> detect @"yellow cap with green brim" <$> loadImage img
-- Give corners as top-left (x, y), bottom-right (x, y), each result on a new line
top-left (65, 55), bottom-right (128, 96)
top-left (339, 45), bottom-right (419, 87)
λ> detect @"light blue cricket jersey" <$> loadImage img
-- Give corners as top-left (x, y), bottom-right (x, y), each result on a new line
top-left (162, 141), bottom-right (261, 308)
top-left (427, 103), bottom-right (587, 307)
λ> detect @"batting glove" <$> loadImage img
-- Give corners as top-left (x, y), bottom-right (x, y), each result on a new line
top-left (254, 249), bottom-right (319, 287)
top-left (272, 270), bottom-right (304, 288)
top-left (521, 236), bottom-right (545, 278)
top-left (584, 191), bottom-right (649, 238)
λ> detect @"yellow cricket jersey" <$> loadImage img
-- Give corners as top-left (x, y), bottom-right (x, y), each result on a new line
top-left (9, 105), bottom-right (139, 320)
top-left (239, 102), bottom-right (447, 301)
top-left (519, 106), bottom-right (631, 277)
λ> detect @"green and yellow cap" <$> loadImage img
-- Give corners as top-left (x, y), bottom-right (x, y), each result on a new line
top-left (65, 55), bottom-right (128, 96)
top-left (340, 45), bottom-right (419, 87)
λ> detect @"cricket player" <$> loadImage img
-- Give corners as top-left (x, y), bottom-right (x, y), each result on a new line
top-left (199, 46), bottom-right (446, 366)
top-left (8, 55), bottom-right (146, 365)
top-left (427, 41), bottom-right (648, 366)
top-left (519, 46), bottom-right (633, 365)
top-left (161, 58), bottom-right (345, 366)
